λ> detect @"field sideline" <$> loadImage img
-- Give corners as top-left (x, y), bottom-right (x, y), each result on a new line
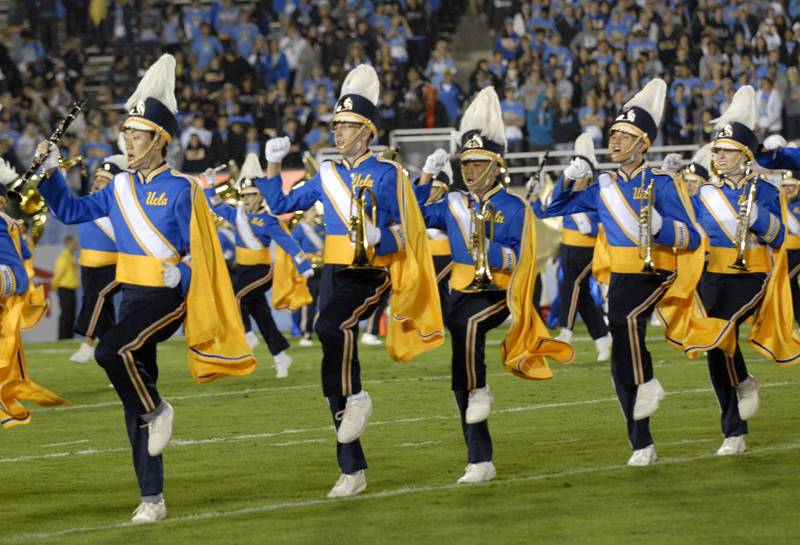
top-left (3, 324), bottom-right (800, 544)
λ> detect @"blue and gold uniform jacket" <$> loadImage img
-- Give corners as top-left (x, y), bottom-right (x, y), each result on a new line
top-left (291, 220), bottom-right (325, 261)
top-left (549, 162), bottom-right (701, 272)
top-left (692, 174), bottom-right (783, 274)
top-left (77, 217), bottom-right (117, 268)
top-left (533, 195), bottom-right (601, 247)
top-left (39, 164), bottom-right (193, 294)
top-left (756, 146), bottom-right (800, 250)
top-left (204, 188), bottom-right (311, 274)
top-left (783, 199), bottom-right (800, 250)
top-left (0, 212), bottom-right (31, 297)
top-left (256, 151), bottom-right (407, 265)
top-left (414, 183), bottom-right (526, 292)
top-left (218, 225), bottom-right (236, 263)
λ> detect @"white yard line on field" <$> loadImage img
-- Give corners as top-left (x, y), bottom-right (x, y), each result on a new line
top-left (5, 441), bottom-right (800, 543)
top-left (40, 439), bottom-right (91, 448)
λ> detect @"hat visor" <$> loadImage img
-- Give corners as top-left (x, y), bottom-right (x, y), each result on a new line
top-left (122, 118), bottom-right (173, 144)
top-left (332, 112), bottom-right (377, 137)
top-left (459, 149), bottom-right (505, 167)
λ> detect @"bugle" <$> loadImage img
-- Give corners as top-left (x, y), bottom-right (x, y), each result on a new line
top-left (463, 199), bottom-right (501, 292)
top-left (336, 186), bottom-right (387, 279)
top-left (638, 174), bottom-right (657, 274)
top-left (8, 99), bottom-right (86, 203)
top-left (730, 161), bottom-right (756, 271)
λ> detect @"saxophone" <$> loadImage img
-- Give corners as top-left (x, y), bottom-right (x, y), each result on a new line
top-left (638, 174), bottom-right (657, 274)
top-left (729, 162), bottom-right (756, 271)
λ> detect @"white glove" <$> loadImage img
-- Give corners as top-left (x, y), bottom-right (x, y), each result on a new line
top-left (748, 203), bottom-right (760, 227)
top-left (302, 268), bottom-right (314, 279)
top-left (526, 176), bottom-right (540, 200)
top-left (576, 220), bottom-right (592, 235)
top-left (563, 158), bottom-right (592, 181)
top-left (36, 141), bottom-right (60, 172)
top-left (161, 260), bottom-right (181, 289)
top-left (640, 208), bottom-right (663, 245)
top-left (201, 167), bottom-right (218, 189)
top-left (762, 135), bottom-right (787, 151)
top-left (471, 239), bottom-right (490, 262)
top-left (662, 153), bottom-right (684, 173)
top-left (422, 150), bottom-right (449, 176)
top-left (350, 222), bottom-right (382, 246)
top-left (265, 136), bottom-right (291, 164)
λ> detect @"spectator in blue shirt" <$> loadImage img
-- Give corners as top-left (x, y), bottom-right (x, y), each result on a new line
top-left (264, 38), bottom-right (290, 89)
top-left (670, 64), bottom-right (702, 98)
top-left (500, 84), bottom-right (526, 183)
top-left (527, 94), bottom-right (553, 150)
top-left (183, 0), bottom-right (211, 41)
top-left (230, 11), bottom-right (261, 60)
top-left (578, 92), bottom-right (605, 148)
top-left (191, 22), bottom-right (224, 70)
top-left (605, 9), bottom-right (629, 49)
top-left (495, 18), bottom-right (521, 61)
top-left (302, 64), bottom-right (334, 102)
top-left (664, 83), bottom-right (694, 145)
top-left (626, 25), bottom-right (657, 63)
top-left (436, 69), bottom-right (463, 128)
top-left (552, 95), bottom-right (581, 162)
top-left (543, 32), bottom-right (572, 77)
top-left (214, 0), bottom-right (240, 40)
top-left (18, 30), bottom-right (46, 76)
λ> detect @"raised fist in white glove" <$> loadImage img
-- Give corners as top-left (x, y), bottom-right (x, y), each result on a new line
top-left (265, 136), bottom-right (291, 164)
top-left (302, 268), bottom-right (314, 279)
top-left (662, 153), bottom-right (684, 173)
top-left (748, 203), bottom-right (760, 227)
top-left (36, 141), bottom-right (60, 172)
top-left (423, 150), bottom-right (449, 176)
top-left (762, 135), bottom-right (786, 151)
top-left (161, 260), bottom-right (181, 289)
top-left (526, 176), bottom-right (540, 200)
top-left (563, 158), bottom-right (592, 182)
top-left (201, 167), bottom-right (218, 189)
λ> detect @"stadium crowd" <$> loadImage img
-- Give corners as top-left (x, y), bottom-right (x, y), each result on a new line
top-left (0, 0), bottom-right (799, 193)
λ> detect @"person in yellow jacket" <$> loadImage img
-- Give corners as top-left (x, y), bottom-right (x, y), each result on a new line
top-left (51, 235), bottom-right (80, 340)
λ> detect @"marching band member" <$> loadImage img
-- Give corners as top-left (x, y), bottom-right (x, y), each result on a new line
top-left (0, 160), bottom-right (68, 428)
top-left (291, 207), bottom-right (325, 347)
top-left (663, 145), bottom-right (712, 198)
top-left (258, 65), bottom-right (444, 498)
top-left (684, 86), bottom-right (800, 455)
top-left (204, 153), bottom-right (313, 377)
top-left (546, 79), bottom-right (702, 466)
top-left (69, 155), bottom-right (127, 364)
top-left (36, 54), bottom-right (255, 523)
top-left (756, 138), bottom-right (800, 326)
top-left (414, 87), bottom-right (574, 484)
top-left (530, 134), bottom-right (612, 362)
top-left (415, 148), bottom-right (455, 321)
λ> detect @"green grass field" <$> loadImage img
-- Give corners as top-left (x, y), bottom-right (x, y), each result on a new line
top-left (3, 323), bottom-right (800, 544)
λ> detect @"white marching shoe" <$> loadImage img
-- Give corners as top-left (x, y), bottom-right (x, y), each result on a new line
top-left (465, 385), bottom-right (493, 424)
top-left (245, 331), bottom-right (260, 349)
top-left (360, 332), bottom-right (382, 345)
top-left (274, 353), bottom-right (292, 379)
top-left (736, 375), bottom-right (760, 420)
top-left (627, 445), bottom-right (657, 466)
top-left (299, 337), bottom-right (313, 347)
top-left (595, 334), bottom-right (612, 362)
top-left (327, 471), bottom-right (367, 498)
top-left (336, 391), bottom-right (373, 443)
top-left (69, 343), bottom-right (95, 363)
top-left (555, 328), bottom-right (573, 343)
top-left (716, 435), bottom-right (746, 456)
top-left (457, 461), bottom-right (497, 484)
top-left (633, 379), bottom-right (665, 420)
top-left (132, 500), bottom-right (166, 523)
top-left (147, 401), bottom-right (174, 457)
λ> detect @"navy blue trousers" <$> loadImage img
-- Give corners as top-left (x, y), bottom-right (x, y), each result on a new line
top-left (433, 254), bottom-right (453, 322)
top-left (607, 270), bottom-right (675, 450)
top-left (788, 249), bottom-right (800, 326)
top-left (699, 272), bottom-right (768, 438)
top-left (233, 263), bottom-right (289, 356)
top-left (558, 244), bottom-right (608, 340)
top-left (447, 289), bottom-right (509, 463)
top-left (75, 264), bottom-right (120, 339)
top-left (95, 285), bottom-right (185, 497)
top-left (316, 264), bottom-right (390, 473)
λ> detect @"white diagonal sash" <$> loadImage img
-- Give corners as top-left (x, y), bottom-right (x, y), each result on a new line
top-left (94, 217), bottom-right (115, 241)
top-left (320, 161), bottom-right (352, 227)
top-left (598, 173), bottom-right (639, 241)
top-left (700, 185), bottom-right (738, 240)
top-left (448, 192), bottom-right (474, 251)
top-left (571, 212), bottom-right (590, 230)
top-left (236, 207), bottom-right (264, 250)
top-left (787, 208), bottom-right (800, 236)
top-left (115, 175), bottom-right (177, 258)
top-left (300, 221), bottom-right (324, 250)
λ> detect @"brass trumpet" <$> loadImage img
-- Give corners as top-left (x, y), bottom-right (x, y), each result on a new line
top-left (730, 161), bottom-right (756, 271)
top-left (59, 154), bottom-right (87, 175)
top-left (638, 175), bottom-right (657, 274)
top-left (8, 99), bottom-right (86, 203)
top-left (337, 186), bottom-right (387, 279)
top-left (463, 199), bottom-right (501, 292)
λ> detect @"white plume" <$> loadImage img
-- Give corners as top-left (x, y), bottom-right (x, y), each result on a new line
top-left (125, 54), bottom-right (178, 113)
top-left (712, 85), bottom-right (755, 130)
top-left (691, 144), bottom-right (713, 173)
top-left (459, 87), bottom-right (507, 150)
top-left (104, 154), bottom-right (129, 171)
top-left (0, 158), bottom-right (19, 186)
top-left (574, 133), bottom-right (598, 167)
top-left (340, 64), bottom-right (380, 106)
top-left (623, 78), bottom-right (667, 125)
top-left (237, 153), bottom-right (263, 185)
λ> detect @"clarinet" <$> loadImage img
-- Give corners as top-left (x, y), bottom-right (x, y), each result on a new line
top-left (8, 99), bottom-right (86, 204)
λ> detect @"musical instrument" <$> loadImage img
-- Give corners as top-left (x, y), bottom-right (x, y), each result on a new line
top-left (337, 186), bottom-right (387, 279)
top-left (525, 150), bottom-right (550, 202)
top-left (730, 161), bottom-right (756, 271)
top-left (463, 198), bottom-right (501, 292)
top-left (8, 99), bottom-right (86, 203)
top-left (638, 173), bottom-right (657, 274)
top-left (59, 154), bottom-right (87, 175)
top-left (5, 173), bottom-right (48, 246)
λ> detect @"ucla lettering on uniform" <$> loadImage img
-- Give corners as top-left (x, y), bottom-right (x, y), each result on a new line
top-left (352, 173), bottom-right (374, 188)
top-left (633, 187), bottom-right (646, 200)
top-left (145, 191), bottom-right (169, 206)
top-left (251, 217), bottom-right (264, 227)
top-left (488, 211), bottom-right (505, 224)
